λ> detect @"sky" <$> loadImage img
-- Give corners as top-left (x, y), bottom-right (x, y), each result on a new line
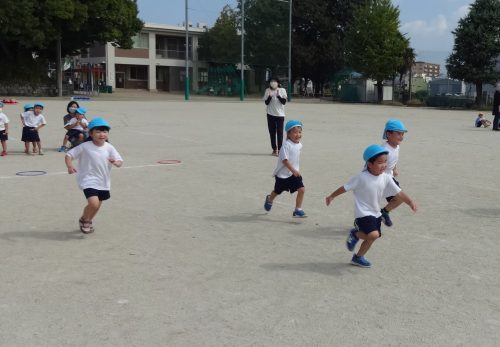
top-left (136, 0), bottom-right (475, 72)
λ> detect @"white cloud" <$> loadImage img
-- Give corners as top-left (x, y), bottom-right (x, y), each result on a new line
top-left (400, 14), bottom-right (451, 50)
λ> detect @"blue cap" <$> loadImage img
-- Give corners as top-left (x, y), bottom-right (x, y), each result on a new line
top-left (88, 118), bottom-right (110, 130)
top-left (383, 119), bottom-right (407, 139)
top-left (23, 103), bottom-right (34, 111)
top-left (75, 107), bottom-right (87, 115)
top-left (34, 102), bottom-right (44, 108)
top-left (285, 119), bottom-right (303, 132)
top-left (363, 144), bottom-right (389, 162)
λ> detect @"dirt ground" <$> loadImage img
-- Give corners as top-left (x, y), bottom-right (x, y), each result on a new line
top-left (0, 92), bottom-right (499, 346)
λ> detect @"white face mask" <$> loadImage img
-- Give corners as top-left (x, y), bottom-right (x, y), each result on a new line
top-left (69, 107), bottom-right (77, 113)
top-left (270, 81), bottom-right (278, 89)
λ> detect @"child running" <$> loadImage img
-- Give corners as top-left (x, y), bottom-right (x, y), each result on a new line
top-left (65, 118), bottom-right (123, 234)
top-left (379, 119), bottom-right (408, 227)
top-left (59, 100), bottom-right (80, 152)
top-left (0, 102), bottom-right (9, 156)
top-left (264, 120), bottom-right (306, 218)
top-left (325, 144), bottom-right (417, 268)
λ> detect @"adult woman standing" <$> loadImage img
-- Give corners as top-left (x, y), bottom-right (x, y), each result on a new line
top-left (263, 77), bottom-right (288, 156)
top-left (492, 82), bottom-right (500, 131)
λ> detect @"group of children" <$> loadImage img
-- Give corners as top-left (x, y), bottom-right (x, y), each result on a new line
top-left (1, 99), bottom-right (122, 235)
top-left (264, 118), bottom-right (417, 268)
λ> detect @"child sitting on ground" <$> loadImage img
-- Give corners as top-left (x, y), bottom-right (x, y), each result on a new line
top-left (475, 113), bottom-right (491, 128)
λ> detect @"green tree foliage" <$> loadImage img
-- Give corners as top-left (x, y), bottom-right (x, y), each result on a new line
top-left (446, 0), bottom-right (500, 107)
top-left (292, 0), bottom-right (367, 90)
top-left (345, 0), bottom-right (407, 102)
top-left (0, 0), bottom-right (143, 81)
top-left (198, 5), bottom-right (240, 64)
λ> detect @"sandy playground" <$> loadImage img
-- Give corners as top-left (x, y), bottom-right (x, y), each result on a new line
top-left (0, 92), bottom-right (499, 346)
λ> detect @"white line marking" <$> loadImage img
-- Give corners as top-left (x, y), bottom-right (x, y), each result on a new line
top-left (0, 163), bottom-right (179, 180)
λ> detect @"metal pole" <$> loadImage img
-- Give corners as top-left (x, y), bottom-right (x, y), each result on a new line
top-left (287, 0), bottom-right (292, 102)
top-left (240, 0), bottom-right (245, 101)
top-left (185, 0), bottom-right (190, 100)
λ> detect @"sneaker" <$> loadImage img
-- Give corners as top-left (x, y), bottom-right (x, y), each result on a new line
top-left (351, 254), bottom-right (371, 268)
top-left (346, 228), bottom-right (359, 252)
top-left (264, 195), bottom-right (273, 211)
top-left (38, 150), bottom-right (44, 155)
top-left (381, 209), bottom-right (393, 227)
top-left (0, 151), bottom-right (6, 156)
top-left (292, 209), bottom-right (307, 218)
top-left (58, 146), bottom-right (66, 152)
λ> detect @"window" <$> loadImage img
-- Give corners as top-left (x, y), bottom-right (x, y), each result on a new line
top-left (133, 33), bottom-right (149, 49)
top-left (200, 70), bottom-right (208, 83)
top-left (129, 66), bottom-right (148, 80)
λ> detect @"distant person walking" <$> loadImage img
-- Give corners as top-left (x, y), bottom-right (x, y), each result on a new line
top-left (492, 82), bottom-right (500, 131)
top-left (263, 77), bottom-right (287, 156)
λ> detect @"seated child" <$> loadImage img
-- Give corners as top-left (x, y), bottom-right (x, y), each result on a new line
top-left (475, 113), bottom-right (491, 128)
top-left (64, 107), bottom-right (89, 147)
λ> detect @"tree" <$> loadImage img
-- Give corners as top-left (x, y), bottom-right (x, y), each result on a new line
top-left (292, 0), bottom-right (368, 92)
top-left (0, 0), bottom-right (143, 82)
top-left (446, 0), bottom-right (500, 107)
top-left (345, 0), bottom-right (407, 102)
top-left (198, 5), bottom-right (240, 64)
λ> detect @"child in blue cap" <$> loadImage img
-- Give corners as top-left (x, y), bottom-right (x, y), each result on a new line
top-left (65, 118), bottom-right (123, 234)
top-left (380, 119), bottom-right (408, 227)
top-left (325, 144), bottom-right (417, 268)
top-left (264, 119), bottom-right (306, 218)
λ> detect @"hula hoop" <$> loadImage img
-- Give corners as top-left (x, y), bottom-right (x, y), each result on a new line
top-left (157, 159), bottom-right (182, 165)
top-left (16, 170), bottom-right (47, 176)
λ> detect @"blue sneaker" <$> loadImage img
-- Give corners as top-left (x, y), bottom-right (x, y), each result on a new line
top-left (351, 255), bottom-right (371, 268)
top-left (346, 228), bottom-right (359, 252)
top-left (381, 209), bottom-right (393, 227)
top-left (264, 195), bottom-right (273, 211)
top-left (292, 209), bottom-right (307, 218)
top-left (58, 146), bottom-right (66, 152)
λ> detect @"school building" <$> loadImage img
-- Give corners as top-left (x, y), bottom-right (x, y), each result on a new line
top-left (75, 22), bottom-right (209, 92)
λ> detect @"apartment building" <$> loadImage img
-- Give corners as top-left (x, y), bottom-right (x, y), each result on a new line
top-left (76, 22), bottom-right (208, 92)
top-left (412, 61), bottom-right (440, 79)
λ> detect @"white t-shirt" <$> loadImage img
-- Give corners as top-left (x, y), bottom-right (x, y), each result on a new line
top-left (344, 170), bottom-right (401, 218)
top-left (66, 141), bottom-right (123, 190)
top-left (263, 87), bottom-right (287, 118)
top-left (382, 141), bottom-right (399, 176)
top-left (65, 117), bottom-right (88, 131)
top-left (0, 112), bottom-right (9, 131)
top-left (23, 112), bottom-right (47, 127)
top-left (273, 139), bottom-right (302, 178)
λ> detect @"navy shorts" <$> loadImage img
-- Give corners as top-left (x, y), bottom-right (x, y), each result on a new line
top-left (22, 126), bottom-right (40, 142)
top-left (83, 188), bottom-right (110, 201)
top-left (386, 177), bottom-right (400, 202)
top-left (0, 130), bottom-right (7, 141)
top-left (354, 215), bottom-right (382, 236)
top-left (274, 175), bottom-right (304, 194)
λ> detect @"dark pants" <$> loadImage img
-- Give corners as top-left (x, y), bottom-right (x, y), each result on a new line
top-left (267, 114), bottom-right (284, 151)
top-left (493, 114), bottom-right (500, 130)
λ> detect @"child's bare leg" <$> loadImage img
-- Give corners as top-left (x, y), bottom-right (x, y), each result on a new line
top-left (31, 142), bottom-right (37, 153)
top-left (24, 142), bottom-right (30, 153)
top-left (62, 135), bottom-right (69, 147)
top-left (384, 196), bottom-right (403, 212)
top-left (355, 230), bottom-right (380, 257)
top-left (295, 187), bottom-right (305, 209)
top-left (1, 140), bottom-right (6, 152)
top-left (268, 191), bottom-right (279, 203)
top-left (83, 196), bottom-right (102, 222)
top-left (36, 142), bottom-right (43, 154)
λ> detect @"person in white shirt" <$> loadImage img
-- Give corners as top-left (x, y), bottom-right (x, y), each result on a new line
top-left (264, 120), bottom-right (306, 218)
top-left (21, 102), bottom-right (47, 155)
top-left (20, 103), bottom-right (35, 154)
top-left (0, 102), bottom-right (10, 156)
top-left (65, 118), bottom-right (123, 234)
top-left (263, 77), bottom-right (287, 156)
top-left (325, 144), bottom-right (417, 268)
top-left (64, 107), bottom-right (89, 147)
top-left (380, 119), bottom-right (408, 227)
